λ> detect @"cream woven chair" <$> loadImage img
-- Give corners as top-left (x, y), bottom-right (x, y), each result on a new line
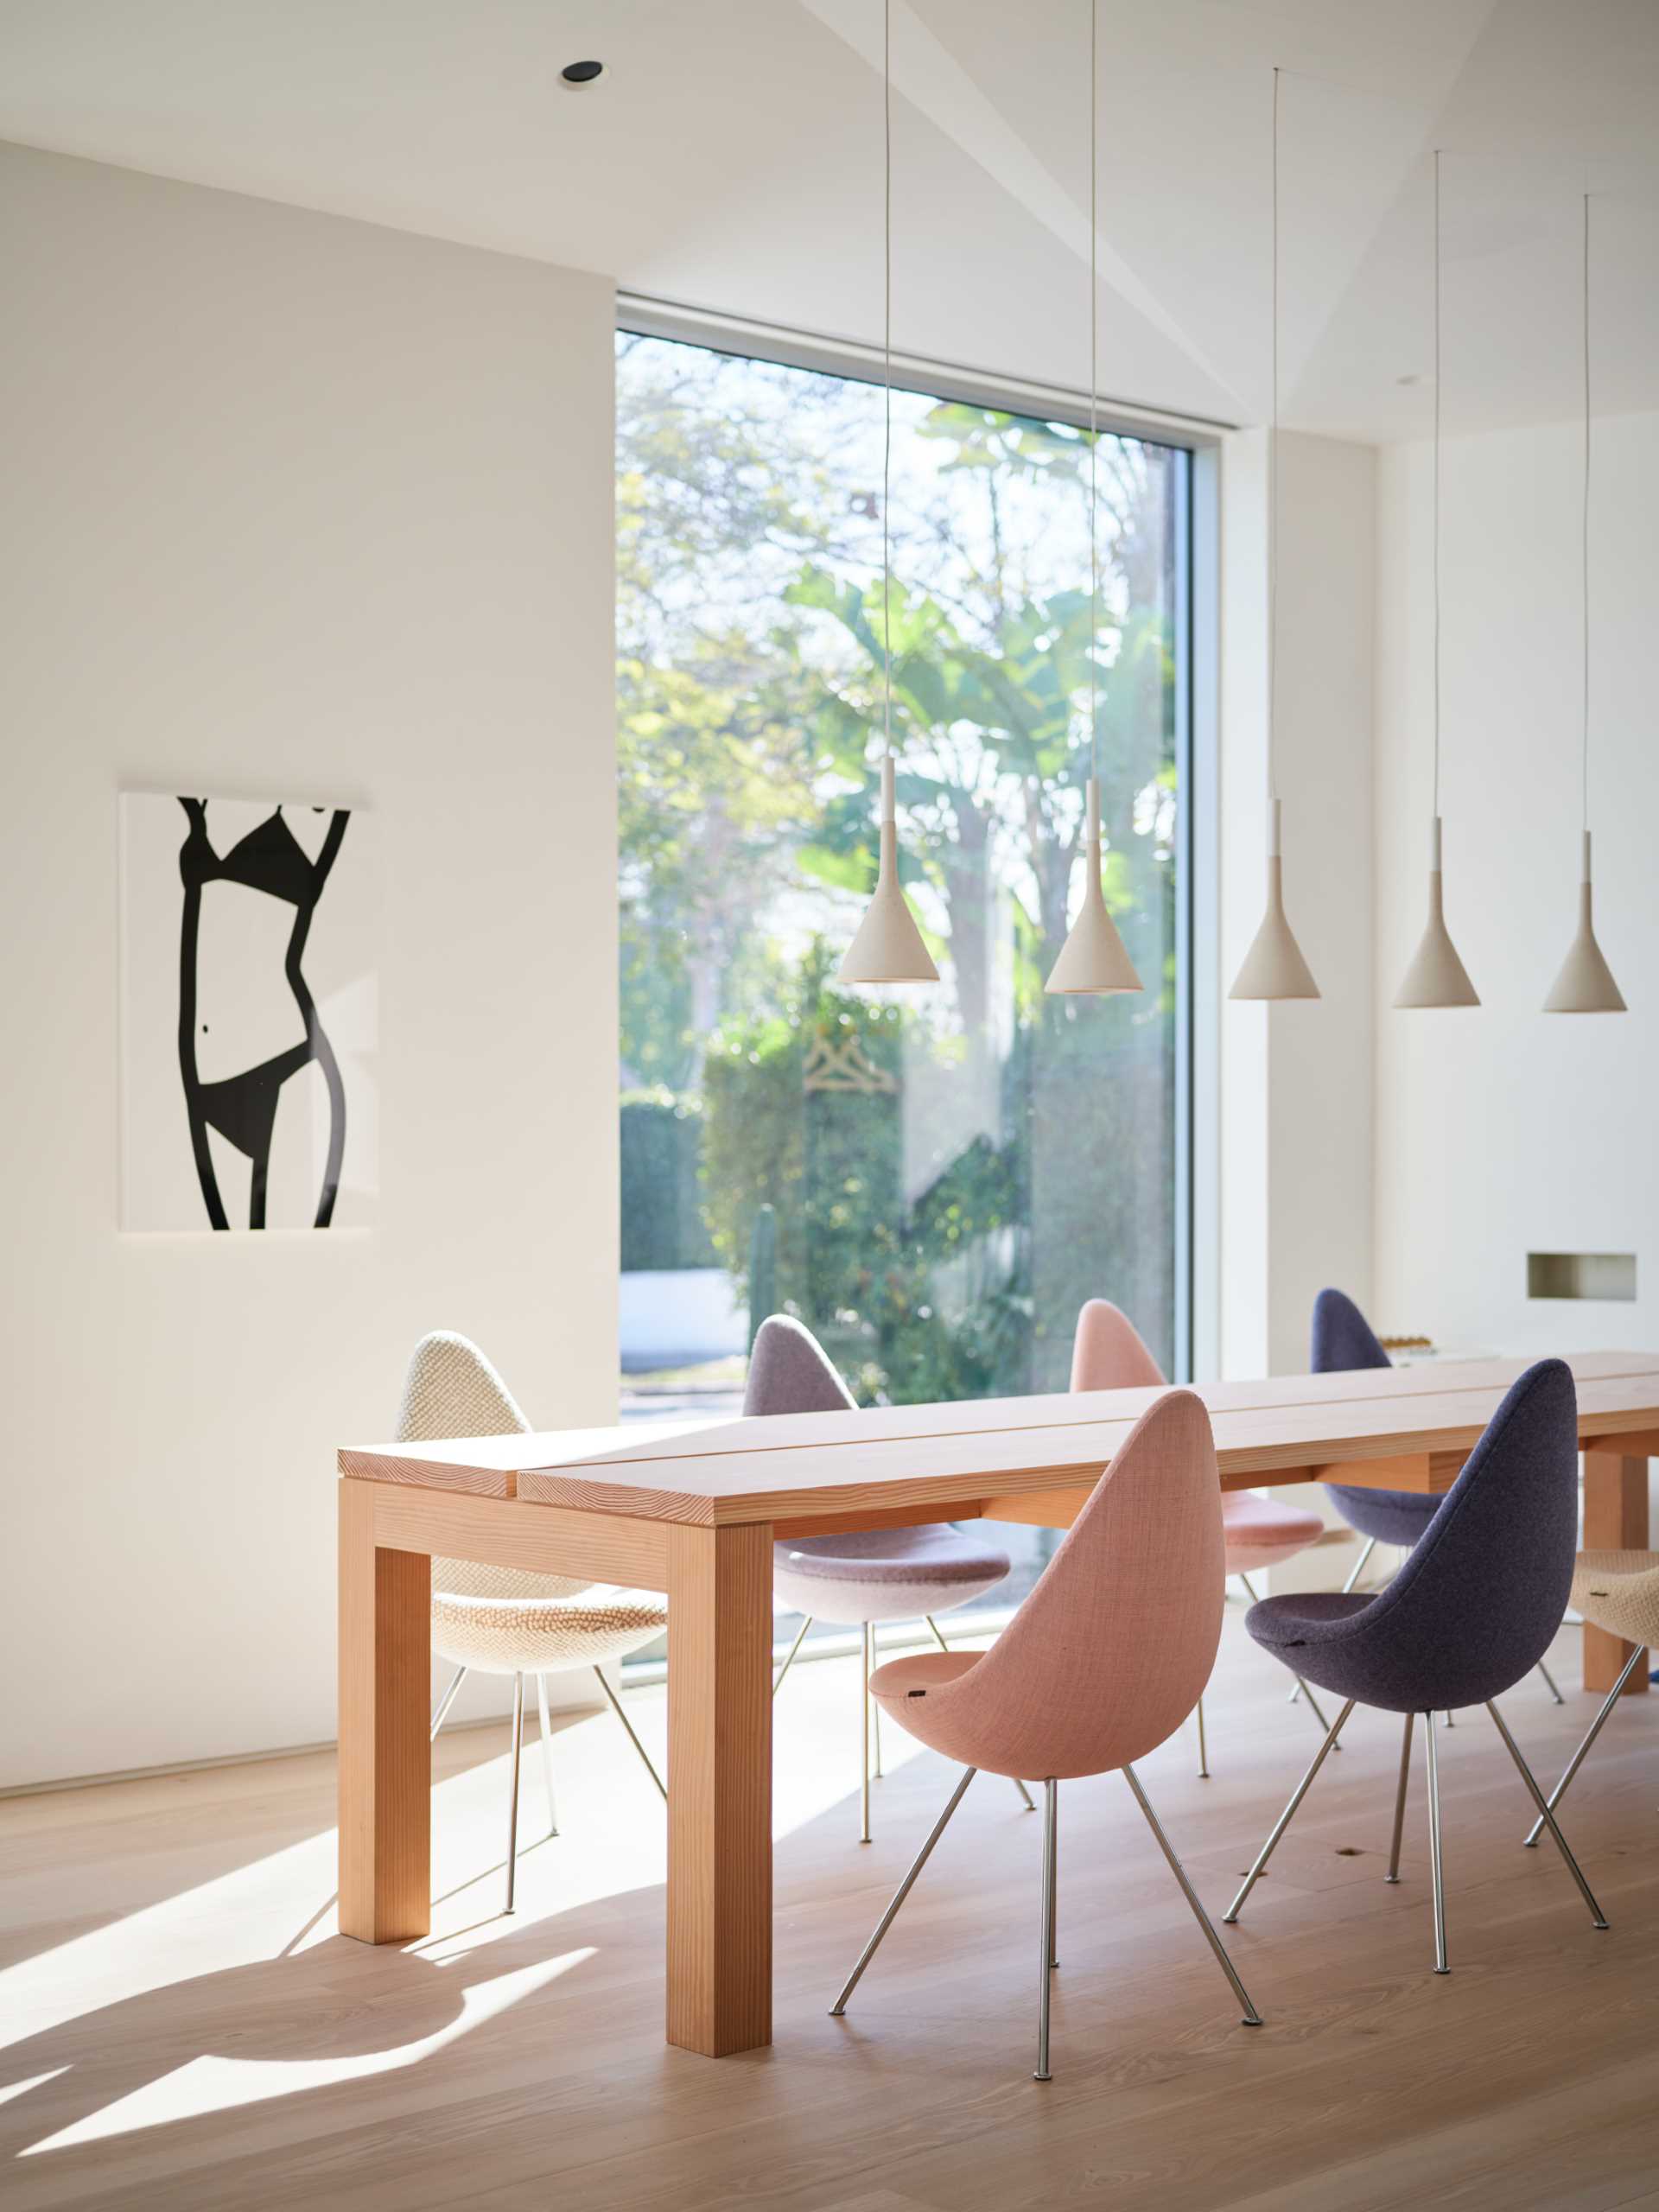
top-left (1522, 1550), bottom-right (1658, 1846)
top-left (402, 1332), bottom-right (667, 1913)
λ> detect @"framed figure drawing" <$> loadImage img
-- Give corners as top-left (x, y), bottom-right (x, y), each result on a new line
top-left (120, 792), bottom-right (378, 1231)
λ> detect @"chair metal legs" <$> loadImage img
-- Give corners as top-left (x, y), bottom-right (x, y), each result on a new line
top-left (1342, 1534), bottom-right (1379, 1595)
top-left (1230, 1693), bottom-right (1607, 1976)
top-left (1224, 1697), bottom-right (1357, 1922)
top-left (830, 1765), bottom-right (976, 2016)
top-left (1122, 1764), bottom-right (1261, 2027)
top-left (861, 1625), bottom-right (874, 1843)
top-left (432, 1661), bottom-right (660, 1915)
top-left (592, 1665), bottom-right (667, 1800)
top-left (833, 1762), bottom-right (1260, 2080)
top-left (1386, 1712), bottom-right (1414, 1882)
top-left (504, 1672), bottom-right (526, 1915)
top-left (1523, 1642), bottom-right (1644, 1846)
top-left (536, 1674), bottom-right (559, 1839)
top-left (1486, 1701), bottom-right (1608, 1929)
top-left (772, 1615), bottom-right (812, 1696)
top-left (430, 1663), bottom-right (467, 1740)
top-left (1035, 1779), bottom-right (1058, 2079)
top-left (1195, 1691), bottom-right (1209, 1779)
top-left (1535, 1658), bottom-right (1565, 1706)
top-left (1424, 1708), bottom-right (1448, 1971)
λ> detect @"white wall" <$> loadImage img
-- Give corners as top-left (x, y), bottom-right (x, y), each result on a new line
top-left (0, 146), bottom-right (618, 1788)
top-left (1374, 415), bottom-right (1659, 1356)
top-left (1220, 429), bottom-right (1376, 1381)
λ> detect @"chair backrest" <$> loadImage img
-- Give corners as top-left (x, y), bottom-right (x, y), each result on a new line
top-left (1070, 1299), bottom-right (1166, 1390)
top-left (397, 1329), bottom-right (531, 1443)
top-left (744, 1315), bottom-right (856, 1418)
top-left (1310, 1287), bottom-right (1392, 1373)
top-left (1332, 1358), bottom-right (1579, 1711)
top-left (917, 1389), bottom-right (1224, 1780)
top-left (396, 1331), bottom-right (589, 1603)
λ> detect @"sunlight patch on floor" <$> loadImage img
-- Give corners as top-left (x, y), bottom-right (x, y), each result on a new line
top-left (21, 1951), bottom-right (593, 2154)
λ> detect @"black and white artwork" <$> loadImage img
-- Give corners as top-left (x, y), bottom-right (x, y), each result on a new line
top-left (120, 793), bottom-right (378, 1231)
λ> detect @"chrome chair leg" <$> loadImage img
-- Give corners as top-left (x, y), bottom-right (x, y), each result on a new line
top-left (1293, 1675), bottom-right (1337, 1740)
top-left (1424, 1710), bottom-right (1448, 1972)
top-left (1486, 1700), bottom-right (1608, 1929)
top-left (1343, 1534), bottom-right (1379, 1595)
top-left (772, 1615), bottom-right (812, 1696)
top-left (591, 1665), bottom-right (667, 1800)
top-left (1386, 1712), bottom-right (1414, 1882)
top-left (1225, 1696), bottom-right (1357, 1922)
top-left (1122, 1764), bottom-right (1261, 2025)
top-left (536, 1673), bottom-right (558, 1839)
top-left (1291, 1537), bottom-right (1376, 1703)
top-left (1196, 1690), bottom-right (1209, 1779)
top-left (1046, 1781), bottom-right (1059, 1970)
top-left (861, 1624), bottom-right (873, 1843)
top-left (928, 1614), bottom-right (1035, 1810)
top-left (1524, 1643), bottom-right (1643, 1846)
top-left (1535, 1658), bottom-right (1566, 1706)
top-left (1035, 1778), bottom-right (1058, 2080)
top-left (830, 1766), bottom-right (977, 2016)
top-left (430, 1663), bottom-right (467, 1740)
top-left (504, 1672), bottom-right (526, 1916)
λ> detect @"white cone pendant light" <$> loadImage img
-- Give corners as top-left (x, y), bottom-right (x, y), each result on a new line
top-left (1230, 67), bottom-right (1319, 1002)
top-left (1046, 0), bottom-right (1141, 999)
top-left (1395, 149), bottom-right (1479, 1010)
top-left (839, 753), bottom-right (938, 984)
top-left (1395, 815), bottom-right (1479, 1007)
top-left (1047, 777), bottom-right (1141, 994)
top-left (1546, 833), bottom-right (1624, 1012)
top-left (1232, 799), bottom-right (1319, 998)
top-left (1545, 196), bottom-right (1625, 1014)
top-left (836, 0), bottom-right (936, 988)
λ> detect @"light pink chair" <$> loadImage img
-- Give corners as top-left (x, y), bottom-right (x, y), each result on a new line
top-left (1071, 1299), bottom-right (1334, 1773)
top-left (830, 1389), bottom-right (1261, 2080)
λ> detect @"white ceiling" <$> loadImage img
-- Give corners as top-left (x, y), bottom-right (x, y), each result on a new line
top-left (1, 0), bottom-right (1656, 442)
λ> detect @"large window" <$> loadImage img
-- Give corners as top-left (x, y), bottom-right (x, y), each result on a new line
top-left (618, 329), bottom-right (1192, 1433)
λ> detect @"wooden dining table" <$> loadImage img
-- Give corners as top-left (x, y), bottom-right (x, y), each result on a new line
top-left (338, 1350), bottom-right (1658, 2057)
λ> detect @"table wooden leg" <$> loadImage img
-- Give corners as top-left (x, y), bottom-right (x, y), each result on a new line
top-left (666, 1521), bottom-right (772, 2056)
top-left (339, 1482), bottom-right (432, 1941)
top-left (1582, 1452), bottom-right (1649, 1697)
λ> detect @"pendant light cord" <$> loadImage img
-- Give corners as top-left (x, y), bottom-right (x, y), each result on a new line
top-left (1089, 0), bottom-right (1099, 788)
top-left (1432, 147), bottom-right (1442, 822)
top-left (1581, 189), bottom-right (1591, 840)
top-left (882, 0), bottom-right (893, 766)
top-left (1267, 65), bottom-right (1279, 807)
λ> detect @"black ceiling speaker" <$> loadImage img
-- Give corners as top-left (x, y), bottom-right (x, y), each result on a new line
top-left (561, 60), bottom-right (605, 86)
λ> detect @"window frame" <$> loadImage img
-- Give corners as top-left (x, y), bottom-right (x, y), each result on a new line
top-left (615, 296), bottom-right (1220, 1383)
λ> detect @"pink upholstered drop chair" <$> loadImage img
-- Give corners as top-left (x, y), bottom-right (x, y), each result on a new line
top-left (830, 1389), bottom-right (1261, 2080)
top-left (1071, 1299), bottom-right (1334, 1772)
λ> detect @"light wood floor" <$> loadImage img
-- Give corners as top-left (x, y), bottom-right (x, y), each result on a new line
top-left (3, 1616), bottom-right (1656, 2212)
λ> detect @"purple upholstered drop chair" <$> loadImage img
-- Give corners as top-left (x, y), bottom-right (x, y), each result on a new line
top-left (1309, 1288), bottom-right (1562, 1710)
top-left (1224, 1360), bottom-right (1608, 1974)
top-left (747, 1316), bottom-right (1033, 1840)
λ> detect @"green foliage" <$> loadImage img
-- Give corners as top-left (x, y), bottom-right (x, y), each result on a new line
top-left (619, 1091), bottom-right (717, 1273)
top-left (700, 944), bottom-right (1031, 1405)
